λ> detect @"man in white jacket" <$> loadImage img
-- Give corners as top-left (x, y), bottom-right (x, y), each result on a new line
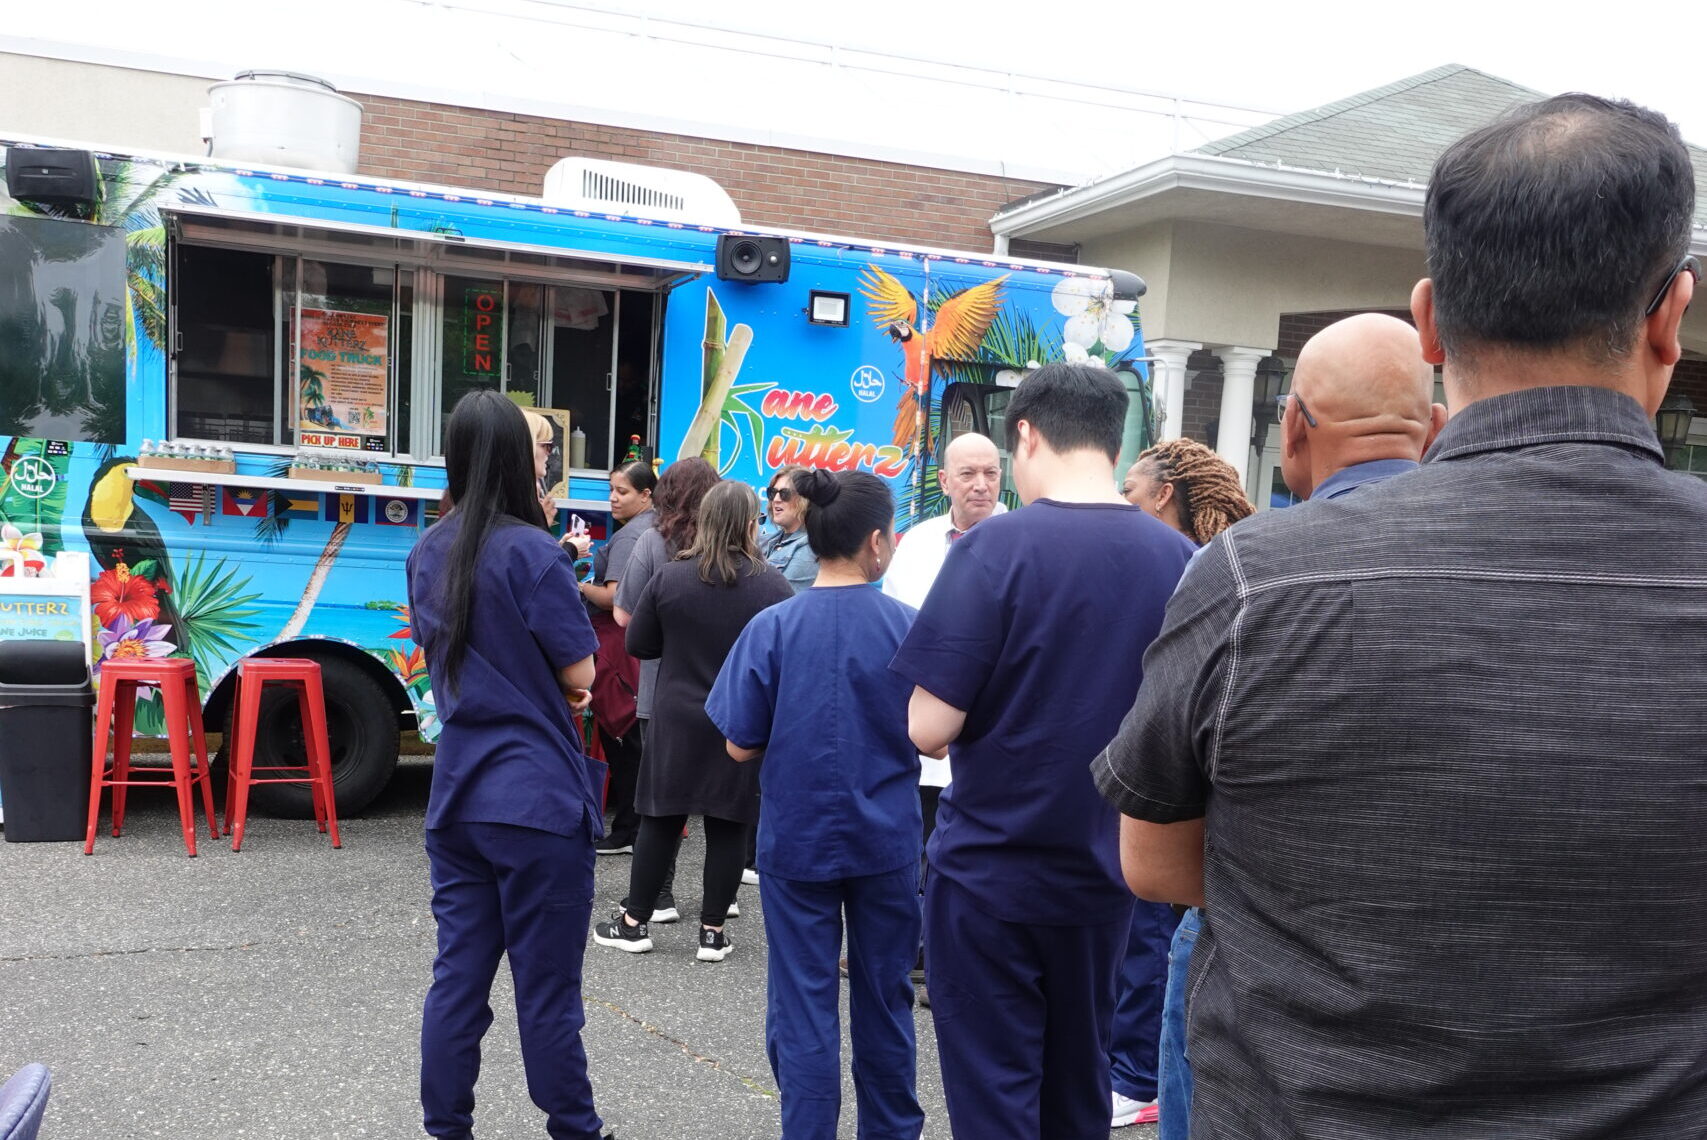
top-left (882, 432), bottom-right (1006, 822)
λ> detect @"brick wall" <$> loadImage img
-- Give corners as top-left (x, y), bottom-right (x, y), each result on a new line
top-left (353, 94), bottom-right (1059, 252)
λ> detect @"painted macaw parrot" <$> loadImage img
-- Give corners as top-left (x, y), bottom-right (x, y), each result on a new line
top-left (859, 267), bottom-right (1007, 452)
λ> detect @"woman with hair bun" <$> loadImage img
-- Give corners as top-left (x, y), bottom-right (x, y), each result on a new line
top-left (706, 468), bottom-right (925, 1140)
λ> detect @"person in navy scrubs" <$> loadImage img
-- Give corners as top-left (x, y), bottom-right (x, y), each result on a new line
top-left (707, 469), bottom-right (925, 1140)
top-left (891, 363), bottom-right (1194, 1140)
top-left (406, 390), bottom-right (615, 1140)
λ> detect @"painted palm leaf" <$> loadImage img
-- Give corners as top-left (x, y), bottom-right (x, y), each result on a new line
top-left (255, 458), bottom-right (296, 548)
top-left (713, 381), bottom-right (774, 476)
top-left (170, 550), bottom-right (263, 676)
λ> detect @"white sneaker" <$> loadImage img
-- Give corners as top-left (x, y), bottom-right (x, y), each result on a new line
top-left (649, 904), bottom-right (680, 924)
top-left (741, 867), bottom-right (760, 886)
top-left (1111, 1091), bottom-right (1157, 1128)
top-left (726, 899), bottom-right (740, 918)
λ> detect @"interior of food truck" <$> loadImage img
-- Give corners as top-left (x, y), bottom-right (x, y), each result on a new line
top-left (165, 211), bottom-right (676, 473)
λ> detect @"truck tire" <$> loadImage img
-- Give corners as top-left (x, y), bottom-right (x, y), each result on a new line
top-left (227, 655), bottom-right (399, 819)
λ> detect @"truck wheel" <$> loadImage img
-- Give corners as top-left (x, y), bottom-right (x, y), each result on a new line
top-left (226, 656), bottom-right (399, 819)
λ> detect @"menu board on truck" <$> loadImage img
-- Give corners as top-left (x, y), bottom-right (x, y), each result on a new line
top-left (298, 308), bottom-right (389, 450)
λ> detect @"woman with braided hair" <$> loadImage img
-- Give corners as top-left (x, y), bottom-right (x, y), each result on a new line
top-left (1121, 438), bottom-right (1254, 546)
top-left (1108, 437), bottom-right (1254, 1130)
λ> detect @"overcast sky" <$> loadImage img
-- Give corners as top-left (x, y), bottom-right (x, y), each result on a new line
top-left (7, 0), bottom-right (1703, 182)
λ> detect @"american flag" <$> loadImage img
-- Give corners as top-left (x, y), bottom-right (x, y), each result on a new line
top-left (167, 483), bottom-right (206, 524)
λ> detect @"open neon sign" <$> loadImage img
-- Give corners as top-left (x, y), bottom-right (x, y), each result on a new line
top-left (464, 285), bottom-right (501, 376)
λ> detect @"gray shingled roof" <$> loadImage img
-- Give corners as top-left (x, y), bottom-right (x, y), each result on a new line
top-left (1196, 64), bottom-right (1707, 228)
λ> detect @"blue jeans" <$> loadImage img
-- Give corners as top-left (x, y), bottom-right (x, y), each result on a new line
top-left (1157, 907), bottom-right (1201, 1140)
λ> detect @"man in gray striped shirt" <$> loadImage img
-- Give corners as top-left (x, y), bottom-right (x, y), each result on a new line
top-left (1094, 93), bottom-right (1705, 1138)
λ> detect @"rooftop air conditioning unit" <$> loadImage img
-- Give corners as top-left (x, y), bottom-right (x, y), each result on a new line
top-left (543, 157), bottom-right (741, 227)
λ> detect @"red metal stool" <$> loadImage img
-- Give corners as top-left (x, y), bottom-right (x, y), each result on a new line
top-left (223, 657), bottom-right (341, 853)
top-left (85, 658), bottom-right (219, 858)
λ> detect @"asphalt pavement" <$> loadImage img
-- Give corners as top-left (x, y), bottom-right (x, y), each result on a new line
top-left (0, 756), bottom-right (1158, 1139)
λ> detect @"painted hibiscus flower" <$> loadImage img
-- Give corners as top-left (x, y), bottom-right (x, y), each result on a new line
top-left (95, 616), bottom-right (178, 694)
top-left (0, 523), bottom-right (47, 577)
top-left (91, 564), bottom-right (161, 626)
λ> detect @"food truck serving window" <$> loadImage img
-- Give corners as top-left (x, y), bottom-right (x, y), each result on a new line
top-left (166, 209), bottom-right (681, 468)
top-left (173, 246), bottom-right (413, 455)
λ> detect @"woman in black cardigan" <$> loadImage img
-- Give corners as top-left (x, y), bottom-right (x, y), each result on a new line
top-left (594, 480), bottom-right (793, 962)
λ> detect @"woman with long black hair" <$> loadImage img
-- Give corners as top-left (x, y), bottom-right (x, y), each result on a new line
top-left (407, 390), bottom-right (614, 1140)
top-left (706, 469), bottom-right (925, 1139)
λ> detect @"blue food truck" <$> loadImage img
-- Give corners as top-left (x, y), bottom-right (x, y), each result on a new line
top-left (0, 137), bottom-right (1152, 813)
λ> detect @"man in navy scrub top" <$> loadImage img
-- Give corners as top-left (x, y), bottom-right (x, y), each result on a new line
top-left (891, 362), bottom-right (1193, 1140)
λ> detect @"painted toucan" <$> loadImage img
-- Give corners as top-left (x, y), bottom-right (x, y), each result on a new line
top-left (83, 457), bottom-right (181, 632)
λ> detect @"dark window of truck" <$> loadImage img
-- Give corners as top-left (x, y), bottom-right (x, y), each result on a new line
top-left (0, 214), bottom-right (127, 444)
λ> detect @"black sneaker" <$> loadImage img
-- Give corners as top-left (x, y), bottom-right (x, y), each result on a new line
top-left (593, 910), bottom-right (652, 953)
top-left (651, 891), bottom-right (680, 924)
top-left (595, 837), bottom-right (634, 856)
top-left (696, 926), bottom-right (733, 962)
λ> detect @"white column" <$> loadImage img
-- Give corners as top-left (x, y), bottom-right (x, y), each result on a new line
top-left (1146, 339), bottom-right (1201, 443)
top-left (1213, 346), bottom-right (1269, 484)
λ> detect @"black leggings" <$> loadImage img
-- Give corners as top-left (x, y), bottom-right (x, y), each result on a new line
top-left (625, 814), bottom-right (747, 928)
top-left (598, 724), bottom-right (643, 846)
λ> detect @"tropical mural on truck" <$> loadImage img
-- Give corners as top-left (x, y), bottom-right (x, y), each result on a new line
top-left (0, 139), bottom-right (1150, 811)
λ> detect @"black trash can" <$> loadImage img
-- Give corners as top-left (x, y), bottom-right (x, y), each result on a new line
top-left (0, 640), bottom-right (95, 843)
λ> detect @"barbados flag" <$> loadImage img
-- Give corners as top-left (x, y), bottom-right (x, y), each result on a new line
top-left (325, 493), bottom-right (370, 526)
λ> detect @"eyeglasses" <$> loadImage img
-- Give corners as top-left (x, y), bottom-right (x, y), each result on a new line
top-left (767, 487), bottom-right (795, 502)
top-left (1643, 255), bottom-right (1700, 318)
top-left (1275, 391), bottom-right (1318, 428)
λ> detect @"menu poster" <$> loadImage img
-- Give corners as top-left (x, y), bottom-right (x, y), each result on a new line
top-left (299, 308), bottom-right (389, 448)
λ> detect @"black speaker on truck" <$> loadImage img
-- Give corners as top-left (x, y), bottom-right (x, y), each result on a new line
top-left (716, 234), bottom-right (790, 283)
top-left (4, 147), bottom-right (103, 209)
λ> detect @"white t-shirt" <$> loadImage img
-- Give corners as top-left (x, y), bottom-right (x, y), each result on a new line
top-left (881, 503), bottom-right (1007, 787)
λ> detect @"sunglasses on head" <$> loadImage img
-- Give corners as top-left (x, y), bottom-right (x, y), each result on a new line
top-left (1644, 255), bottom-right (1700, 318)
top-left (1275, 391), bottom-right (1318, 428)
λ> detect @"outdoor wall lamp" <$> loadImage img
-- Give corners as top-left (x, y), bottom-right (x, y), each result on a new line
top-left (1250, 357), bottom-right (1289, 454)
top-left (1656, 392), bottom-right (1696, 468)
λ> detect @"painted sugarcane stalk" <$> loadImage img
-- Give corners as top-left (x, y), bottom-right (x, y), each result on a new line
top-left (679, 322), bottom-right (752, 462)
top-left (701, 290), bottom-right (728, 465)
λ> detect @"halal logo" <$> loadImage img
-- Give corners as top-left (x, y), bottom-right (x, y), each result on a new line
top-left (851, 365), bottom-right (885, 404)
top-left (10, 456), bottom-right (56, 500)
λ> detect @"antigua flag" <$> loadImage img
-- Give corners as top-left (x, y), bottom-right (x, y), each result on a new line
top-left (221, 486), bottom-right (270, 518)
top-left (167, 483), bottom-right (206, 524)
